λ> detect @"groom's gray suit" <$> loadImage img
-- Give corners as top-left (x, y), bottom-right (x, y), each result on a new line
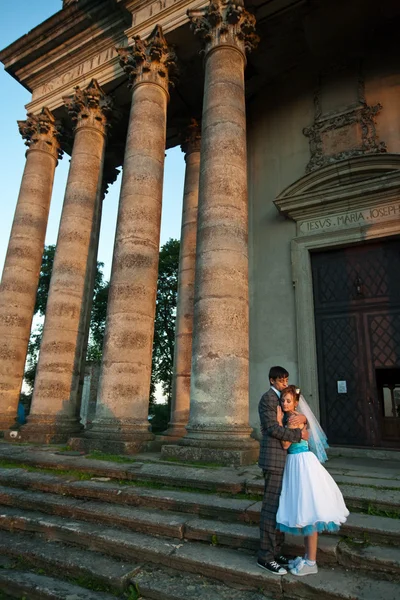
top-left (258, 387), bottom-right (303, 562)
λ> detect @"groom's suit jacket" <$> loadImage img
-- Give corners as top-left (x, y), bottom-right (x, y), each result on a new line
top-left (258, 387), bottom-right (303, 473)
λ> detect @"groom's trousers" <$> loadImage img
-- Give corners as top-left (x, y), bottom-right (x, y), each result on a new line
top-left (258, 470), bottom-right (285, 562)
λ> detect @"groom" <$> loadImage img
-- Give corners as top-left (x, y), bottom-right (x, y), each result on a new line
top-left (257, 366), bottom-right (308, 575)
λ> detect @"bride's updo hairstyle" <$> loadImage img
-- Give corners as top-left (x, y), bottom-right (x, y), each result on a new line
top-left (280, 385), bottom-right (300, 408)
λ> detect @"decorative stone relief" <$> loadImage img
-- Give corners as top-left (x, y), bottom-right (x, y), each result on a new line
top-left (117, 24), bottom-right (178, 91)
top-left (188, 0), bottom-right (259, 56)
top-left (17, 106), bottom-right (63, 161)
top-left (304, 67), bottom-right (387, 173)
top-left (180, 118), bottom-right (202, 155)
top-left (63, 79), bottom-right (113, 134)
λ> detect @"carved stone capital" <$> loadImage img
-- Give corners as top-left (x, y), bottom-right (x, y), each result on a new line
top-left (117, 25), bottom-right (178, 93)
top-left (63, 79), bottom-right (113, 135)
top-left (101, 165), bottom-right (120, 200)
top-left (180, 118), bottom-right (202, 156)
top-left (18, 107), bottom-right (63, 161)
top-left (188, 0), bottom-right (259, 59)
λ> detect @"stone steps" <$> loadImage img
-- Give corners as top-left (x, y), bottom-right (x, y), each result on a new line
top-left (0, 551), bottom-right (275, 600)
top-left (0, 506), bottom-right (399, 599)
top-left (0, 569), bottom-right (118, 600)
top-left (1, 445), bottom-right (399, 514)
top-left (0, 529), bottom-right (139, 593)
top-left (0, 445), bottom-right (399, 599)
top-left (0, 467), bottom-right (399, 548)
top-left (1, 482), bottom-right (400, 576)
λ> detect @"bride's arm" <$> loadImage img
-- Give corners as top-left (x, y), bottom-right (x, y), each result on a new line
top-left (277, 407), bottom-right (292, 450)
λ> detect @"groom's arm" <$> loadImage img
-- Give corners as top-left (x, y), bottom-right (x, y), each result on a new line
top-left (259, 393), bottom-right (302, 443)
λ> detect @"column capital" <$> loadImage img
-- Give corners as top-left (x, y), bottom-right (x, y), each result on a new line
top-left (117, 25), bottom-right (178, 93)
top-left (188, 0), bottom-right (259, 59)
top-left (101, 164), bottom-right (120, 200)
top-left (180, 118), bottom-right (202, 156)
top-left (18, 107), bottom-right (63, 161)
top-left (63, 79), bottom-right (113, 135)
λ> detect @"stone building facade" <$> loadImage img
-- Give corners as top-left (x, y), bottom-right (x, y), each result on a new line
top-left (0, 0), bottom-right (399, 462)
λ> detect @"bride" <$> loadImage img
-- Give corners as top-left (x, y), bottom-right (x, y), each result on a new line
top-left (275, 385), bottom-right (349, 577)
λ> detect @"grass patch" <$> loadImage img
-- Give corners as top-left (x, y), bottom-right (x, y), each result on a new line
top-left (117, 478), bottom-right (215, 495)
top-left (335, 480), bottom-right (400, 492)
top-left (86, 451), bottom-right (136, 464)
top-left (126, 583), bottom-right (141, 600)
top-left (70, 574), bottom-right (115, 594)
top-left (163, 457), bottom-right (224, 469)
top-left (365, 503), bottom-right (400, 519)
top-left (211, 534), bottom-right (218, 546)
top-left (0, 459), bottom-right (93, 480)
top-left (342, 532), bottom-right (370, 547)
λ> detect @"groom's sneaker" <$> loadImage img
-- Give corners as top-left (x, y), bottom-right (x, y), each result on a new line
top-left (257, 559), bottom-right (287, 575)
top-left (274, 554), bottom-right (294, 568)
top-left (290, 559), bottom-right (318, 577)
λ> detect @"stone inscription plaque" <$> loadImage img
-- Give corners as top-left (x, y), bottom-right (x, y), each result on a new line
top-left (299, 202), bottom-right (400, 235)
top-left (33, 46), bottom-right (122, 101)
top-left (321, 122), bottom-right (362, 156)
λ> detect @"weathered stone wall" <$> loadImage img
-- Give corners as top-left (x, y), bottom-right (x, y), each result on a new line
top-left (247, 66), bottom-right (314, 434)
top-left (247, 53), bottom-right (400, 435)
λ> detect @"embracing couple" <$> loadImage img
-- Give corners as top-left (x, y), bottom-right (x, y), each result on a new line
top-left (257, 366), bottom-right (349, 577)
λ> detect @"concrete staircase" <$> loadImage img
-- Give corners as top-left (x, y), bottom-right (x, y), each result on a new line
top-left (0, 443), bottom-right (399, 599)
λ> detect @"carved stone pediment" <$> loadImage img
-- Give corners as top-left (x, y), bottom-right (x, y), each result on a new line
top-left (275, 154), bottom-right (400, 221)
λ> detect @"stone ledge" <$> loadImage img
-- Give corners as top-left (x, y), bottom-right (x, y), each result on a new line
top-left (68, 435), bottom-right (153, 455)
top-left (328, 446), bottom-right (400, 461)
top-left (161, 444), bottom-right (259, 467)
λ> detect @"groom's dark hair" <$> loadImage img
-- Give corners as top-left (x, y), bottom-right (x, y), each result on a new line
top-left (269, 366), bottom-right (289, 380)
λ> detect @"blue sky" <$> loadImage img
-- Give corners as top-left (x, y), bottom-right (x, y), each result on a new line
top-left (0, 1), bottom-right (185, 281)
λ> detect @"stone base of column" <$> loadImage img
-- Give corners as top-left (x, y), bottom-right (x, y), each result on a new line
top-left (0, 415), bottom-right (19, 433)
top-left (17, 415), bottom-right (83, 444)
top-left (68, 418), bottom-right (155, 455)
top-left (161, 444), bottom-right (259, 467)
top-left (161, 425), bottom-right (260, 467)
top-left (68, 435), bottom-right (155, 455)
top-left (159, 422), bottom-right (188, 441)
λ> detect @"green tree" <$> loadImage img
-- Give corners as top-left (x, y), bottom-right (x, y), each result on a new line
top-left (86, 269), bottom-right (109, 362)
top-left (150, 238), bottom-right (180, 412)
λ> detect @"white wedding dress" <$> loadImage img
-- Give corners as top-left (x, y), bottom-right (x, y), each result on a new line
top-left (276, 440), bottom-right (349, 535)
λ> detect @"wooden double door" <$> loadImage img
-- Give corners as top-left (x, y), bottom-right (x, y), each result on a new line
top-left (312, 238), bottom-right (400, 448)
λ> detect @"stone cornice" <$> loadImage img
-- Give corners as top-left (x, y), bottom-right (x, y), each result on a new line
top-left (274, 154), bottom-right (400, 221)
top-left (0, 1), bottom-right (122, 81)
top-left (0, 1), bottom-right (128, 102)
top-left (122, 0), bottom-right (208, 42)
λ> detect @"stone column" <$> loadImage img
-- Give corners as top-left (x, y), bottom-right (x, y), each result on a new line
top-left (75, 163), bottom-right (120, 424)
top-left (161, 0), bottom-right (260, 466)
top-left (21, 80), bottom-right (112, 443)
top-left (82, 26), bottom-right (178, 454)
top-left (162, 120), bottom-right (201, 439)
top-left (0, 108), bottom-right (61, 431)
